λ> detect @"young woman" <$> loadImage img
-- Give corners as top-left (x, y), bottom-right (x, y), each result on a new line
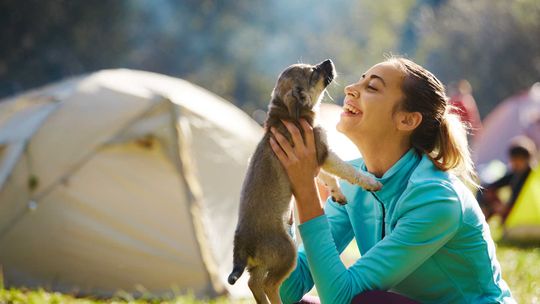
top-left (269, 57), bottom-right (515, 303)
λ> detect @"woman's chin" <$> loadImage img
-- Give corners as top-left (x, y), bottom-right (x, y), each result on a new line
top-left (337, 118), bottom-right (370, 142)
top-left (336, 119), bottom-right (356, 136)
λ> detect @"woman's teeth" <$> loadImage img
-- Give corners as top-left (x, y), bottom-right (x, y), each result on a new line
top-left (343, 104), bottom-right (360, 114)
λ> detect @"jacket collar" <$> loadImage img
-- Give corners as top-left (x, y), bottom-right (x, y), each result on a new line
top-left (360, 148), bottom-right (421, 202)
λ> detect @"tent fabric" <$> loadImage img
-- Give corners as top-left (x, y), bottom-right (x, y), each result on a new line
top-left (473, 84), bottom-right (540, 241)
top-left (472, 84), bottom-right (540, 169)
top-left (0, 69), bottom-right (262, 297)
top-left (504, 164), bottom-right (540, 241)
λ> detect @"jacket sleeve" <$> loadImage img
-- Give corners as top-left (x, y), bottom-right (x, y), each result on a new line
top-left (298, 182), bottom-right (462, 304)
top-left (280, 197), bottom-right (355, 303)
top-left (487, 173), bottom-right (512, 189)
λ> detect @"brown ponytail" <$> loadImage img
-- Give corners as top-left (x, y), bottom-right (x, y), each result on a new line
top-left (388, 57), bottom-right (478, 187)
top-left (431, 111), bottom-right (477, 186)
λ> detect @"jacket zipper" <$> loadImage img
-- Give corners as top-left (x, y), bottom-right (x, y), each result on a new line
top-left (370, 192), bottom-right (386, 240)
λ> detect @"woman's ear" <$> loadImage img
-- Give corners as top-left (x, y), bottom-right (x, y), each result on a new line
top-left (396, 111), bottom-right (422, 131)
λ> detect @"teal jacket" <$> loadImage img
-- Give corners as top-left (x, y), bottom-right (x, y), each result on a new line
top-left (280, 149), bottom-right (515, 304)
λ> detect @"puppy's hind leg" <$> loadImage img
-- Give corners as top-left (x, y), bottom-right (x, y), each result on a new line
top-left (248, 266), bottom-right (270, 304)
top-left (264, 236), bottom-right (296, 304)
top-left (322, 151), bottom-right (382, 191)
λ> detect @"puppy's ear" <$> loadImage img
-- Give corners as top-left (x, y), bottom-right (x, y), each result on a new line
top-left (284, 86), bottom-right (310, 119)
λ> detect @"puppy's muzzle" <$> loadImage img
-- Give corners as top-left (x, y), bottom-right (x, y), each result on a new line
top-left (317, 59), bottom-right (336, 86)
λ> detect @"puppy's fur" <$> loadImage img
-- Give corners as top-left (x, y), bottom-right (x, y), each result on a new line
top-left (228, 60), bottom-right (381, 304)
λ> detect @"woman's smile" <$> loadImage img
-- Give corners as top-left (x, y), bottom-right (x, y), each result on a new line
top-left (342, 101), bottom-right (362, 116)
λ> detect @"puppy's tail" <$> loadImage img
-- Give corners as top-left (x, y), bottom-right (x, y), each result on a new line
top-left (227, 253), bottom-right (247, 285)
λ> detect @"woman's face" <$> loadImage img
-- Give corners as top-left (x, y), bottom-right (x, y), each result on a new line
top-left (337, 61), bottom-right (406, 142)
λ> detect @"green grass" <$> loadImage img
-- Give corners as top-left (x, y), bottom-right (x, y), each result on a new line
top-left (496, 244), bottom-right (540, 303)
top-left (1, 220), bottom-right (538, 303)
top-left (488, 218), bottom-right (540, 303)
top-left (0, 289), bottom-right (254, 304)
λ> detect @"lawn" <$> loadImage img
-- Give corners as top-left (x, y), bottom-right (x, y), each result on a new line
top-left (1, 220), bottom-right (538, 303)
top-left (496, 243), bottom-right (540, 303)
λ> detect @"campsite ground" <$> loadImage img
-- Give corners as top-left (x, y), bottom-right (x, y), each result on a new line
top-left (1, 220), bottom-right (539, 304)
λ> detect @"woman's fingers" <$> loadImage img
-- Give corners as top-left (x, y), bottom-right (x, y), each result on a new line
top-left (300, 119), bottom-right (315, 151)
top-left (281, 120), bottom-right (306, 154)
top-left (270, 127), bottom-right (297, 163)
top-left (270, 120), bottom-right (317, 171)
top-left (269, 136), bottom-right (289, 164)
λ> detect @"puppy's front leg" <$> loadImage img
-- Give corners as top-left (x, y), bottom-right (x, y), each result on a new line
top-left (322, 151), bottom-right (382, 191)
top-left (317, 170), bottom-right (348, 204)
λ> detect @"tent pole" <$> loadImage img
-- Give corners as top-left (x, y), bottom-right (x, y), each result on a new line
top-left (169, 100), bottom-right (226, 297)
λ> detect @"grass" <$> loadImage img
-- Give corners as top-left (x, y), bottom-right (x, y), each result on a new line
top-left (496, 244), bottom-right (540, 303)
top-left (0, 290), bottom-right (244, 304)
top-left (488, 218), bottom-right (540, 303)
top-left (1, 220), bottom-right (538, 303)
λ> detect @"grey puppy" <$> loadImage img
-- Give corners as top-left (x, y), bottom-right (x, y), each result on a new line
top-left (228, 60), bottom-right (381, 304)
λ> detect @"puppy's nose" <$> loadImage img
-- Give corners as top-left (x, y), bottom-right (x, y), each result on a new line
top-left (318, 59), bottom-right (333, 70)
top-left (321, 59), bottom-right (332, 66)
top-left (317, 59), bottom-right (336, 85)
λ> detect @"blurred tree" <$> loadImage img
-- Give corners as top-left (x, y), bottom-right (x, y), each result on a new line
top-left (0, 0), bottom-right (131, 97)
top-left (0, 0), bottom-right (418, 115)
top-left (413, 0), bottom-right (540, 117)
top-left (1, 0), bottom-right (537, 120)
top-left (117, 0), bottom-right (418, 113)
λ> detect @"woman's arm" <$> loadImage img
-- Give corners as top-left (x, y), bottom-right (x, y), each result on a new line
top-left (299, 182), bottom-right (461, 303)
top-left (270, 121), bottom-right (461, 303)
top-left (279, 245), bottom-right (314, 303)
top-left (486, 173), bottom-right (513, 189)
top-left (280, 197), bottom-right (355, 303)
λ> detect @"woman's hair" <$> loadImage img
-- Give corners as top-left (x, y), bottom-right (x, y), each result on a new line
top-left (387, 56), bottom-right (478, 187)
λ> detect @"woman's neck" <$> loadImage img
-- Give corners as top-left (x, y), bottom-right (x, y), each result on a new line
top-left (354, 135), bottom-right (412, 178)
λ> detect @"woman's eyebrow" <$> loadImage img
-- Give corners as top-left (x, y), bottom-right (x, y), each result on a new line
top-left (361, 74), bottom-right (387, 87)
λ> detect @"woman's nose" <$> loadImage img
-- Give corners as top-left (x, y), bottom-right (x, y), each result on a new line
top-left (345, 84), bottom-right (360, 98)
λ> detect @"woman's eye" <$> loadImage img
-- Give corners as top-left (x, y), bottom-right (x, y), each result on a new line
top-left (367, 85), bottom-right (377, 91)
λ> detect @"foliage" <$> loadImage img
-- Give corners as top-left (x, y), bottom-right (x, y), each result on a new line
top-left (0, 1), bottom-right (538, 118)
top-left (0, 0), bottom-right (131, 95)
top-left (412, 0), bottom-right (540, 116)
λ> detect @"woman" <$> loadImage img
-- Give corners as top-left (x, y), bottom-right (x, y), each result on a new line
top-left (269, 57), bottom-right (515, 303)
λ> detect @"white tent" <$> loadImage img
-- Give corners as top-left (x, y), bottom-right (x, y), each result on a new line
top-left (0, 69), bottom-right (262, 298)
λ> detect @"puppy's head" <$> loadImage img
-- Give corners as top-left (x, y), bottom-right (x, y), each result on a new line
top-left (272, 59), bottom-right (336, 118)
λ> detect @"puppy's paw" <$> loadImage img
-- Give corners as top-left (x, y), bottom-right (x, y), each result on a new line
top-left (330, 189), bottom-right (348, 205)
top-left (354, 173), bottom-right (382, 192)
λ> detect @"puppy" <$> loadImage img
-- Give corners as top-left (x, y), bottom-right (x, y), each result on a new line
top-left (228, 60), bottom-right (381, 304)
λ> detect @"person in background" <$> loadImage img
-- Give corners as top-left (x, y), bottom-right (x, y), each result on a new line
top-left (478, 136), bottom-right (536, 223)
top-left (448, 79), bottom-right (483, 138)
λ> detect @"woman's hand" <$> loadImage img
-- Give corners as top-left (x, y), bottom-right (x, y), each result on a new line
top-left (269, 119), bottom-right (324, 223)
top-left (269, 119), bottom-right (319, 194)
